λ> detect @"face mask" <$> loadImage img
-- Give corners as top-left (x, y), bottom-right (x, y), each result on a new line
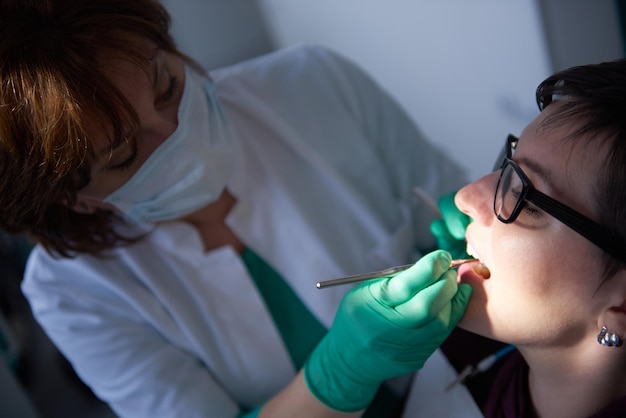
top-left (104, 65), bottom-right (234, 223)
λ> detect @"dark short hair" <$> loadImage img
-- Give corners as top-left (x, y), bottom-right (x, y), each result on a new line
top-left (536, 58), bottom-right (626, 278)
top-left (0, 0), bottom-right (182, 257)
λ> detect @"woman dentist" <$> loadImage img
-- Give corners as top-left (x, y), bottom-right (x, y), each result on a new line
top-left (0, 0), bottom-right (470, 417)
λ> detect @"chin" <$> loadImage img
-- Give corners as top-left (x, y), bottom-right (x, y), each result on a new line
top-left (456, 295), bottom-right (492, 338)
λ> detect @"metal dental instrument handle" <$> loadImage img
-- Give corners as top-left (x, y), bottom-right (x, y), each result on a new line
top-left (316, 258), bottom-right (475, 289)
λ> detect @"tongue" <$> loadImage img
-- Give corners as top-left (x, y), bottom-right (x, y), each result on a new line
top-left (472, 264), bottom-right (491, 279)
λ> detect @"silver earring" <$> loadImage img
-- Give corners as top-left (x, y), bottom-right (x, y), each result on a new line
top-left (597, 326), bottom-right (623, 347)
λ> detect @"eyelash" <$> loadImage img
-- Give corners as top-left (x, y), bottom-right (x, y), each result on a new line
top-left (522, 204), bottom-right (540, 216)
top-left (108, 144), bottom-right (138, 171)
top-left (511, 190), bottom-right (541, 217)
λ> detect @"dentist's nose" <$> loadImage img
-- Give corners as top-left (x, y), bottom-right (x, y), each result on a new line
top-left (455, 172), bottom-right (499, 226)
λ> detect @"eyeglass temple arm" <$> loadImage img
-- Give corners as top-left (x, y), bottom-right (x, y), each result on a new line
top-left (529, 190), bottom-right (626, 263)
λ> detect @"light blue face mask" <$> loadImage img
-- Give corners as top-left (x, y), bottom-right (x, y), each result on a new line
top-left (104, 65), bottom-right (234, 223)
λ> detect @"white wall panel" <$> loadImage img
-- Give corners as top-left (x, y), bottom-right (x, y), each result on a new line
top-left (257, 0), bottom-right (552, 181)
top-left (160, 0), bottom-right (273, 70)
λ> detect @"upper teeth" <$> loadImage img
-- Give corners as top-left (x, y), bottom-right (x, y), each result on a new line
top-left (466, 243), bottom-right (478, 259)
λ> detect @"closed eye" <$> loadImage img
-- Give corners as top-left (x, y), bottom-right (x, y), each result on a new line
top-left (106, 140), bottom-right (138, 171)
top-left (511, 190), bottom-right (541, 217)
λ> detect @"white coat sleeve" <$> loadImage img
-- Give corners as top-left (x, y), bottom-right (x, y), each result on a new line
top-left (21, 254), bottom-right (240, 418)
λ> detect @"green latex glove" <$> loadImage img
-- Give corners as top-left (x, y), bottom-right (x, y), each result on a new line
top-left (304, 250), bottom-right (473, 412)
top-left (429, 191), bottom-right (471, 259)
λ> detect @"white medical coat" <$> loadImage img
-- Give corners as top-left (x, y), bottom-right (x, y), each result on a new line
top-left (22, 44), bottom-right (468, 418)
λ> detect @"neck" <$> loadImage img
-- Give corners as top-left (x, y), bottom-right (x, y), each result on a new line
top-left (178, 188), bottom-right (245, 253)
top-left (182, 189), bottom-right (237, 226)
top-left (523, 342), bottom-right (626, 418)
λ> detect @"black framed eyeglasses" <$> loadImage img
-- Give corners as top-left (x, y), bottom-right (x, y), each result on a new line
top-left (494, 134), bottom-right (626, 263)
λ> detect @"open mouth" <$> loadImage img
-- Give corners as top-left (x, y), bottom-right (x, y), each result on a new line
top-left (466, 243), bottom-right (491, 279)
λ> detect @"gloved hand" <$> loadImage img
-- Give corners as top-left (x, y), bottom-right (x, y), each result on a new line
top-left (429, 191), bottom-right (471, 259)
top-left (304, 250), bottom-right (472, 412)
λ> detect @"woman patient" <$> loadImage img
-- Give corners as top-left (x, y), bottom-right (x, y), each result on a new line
top-left (423, 58), bottom-right (626, 417)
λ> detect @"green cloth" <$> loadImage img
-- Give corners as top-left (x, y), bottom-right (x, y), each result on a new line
top-left (242, 248), bottom-right (326, 370)
top-left (240, 248), bottom-right (404, 417)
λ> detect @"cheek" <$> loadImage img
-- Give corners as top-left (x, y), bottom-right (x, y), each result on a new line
top-left (460, 224), bottom-right (600, 343)
top-left (482, 232), bottom-right (555, 320)
top-left (81, 135), bottom-right (165, 199)
top-left (490, 216), bottom-right (594, 284)
top-left (80, 169), bottom-right (138, 199)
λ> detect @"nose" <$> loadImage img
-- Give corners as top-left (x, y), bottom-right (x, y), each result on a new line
top-left (455, 171), bottom-right (500, 226)
top-left (136, 100), bottom-right (180, 158)
top-left (141, 105), bottom-right (179, 141)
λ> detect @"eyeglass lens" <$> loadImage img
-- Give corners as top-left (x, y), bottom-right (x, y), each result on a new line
top-left (495, 162), bottom-right (523, 222)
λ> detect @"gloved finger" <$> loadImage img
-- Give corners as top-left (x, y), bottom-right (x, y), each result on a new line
top-left (438, 192), bottom-right (471, 240)
top-left (430, 220), bottom-right (467, 258)
top-left (430, 220), bottom-right (469, 259)
top-left (396, 281), bottom-right (470, 340)
top-left (376, 250), bottom-right (451, 306)
top-left (430, 218), bottom-right (450, 240)
top-left (448, 283), bottom-right (473, 325)
top-left (430, 219), bottom-right (457, 248)
top-left (392, 269), bottom-right (458, 327)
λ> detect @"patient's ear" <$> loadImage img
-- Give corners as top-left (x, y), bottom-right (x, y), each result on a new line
top-left (597, 269), bottom-right (626, 341)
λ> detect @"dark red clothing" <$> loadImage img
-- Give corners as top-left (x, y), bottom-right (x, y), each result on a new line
top-left (442, 329), bottom-right (626, 418)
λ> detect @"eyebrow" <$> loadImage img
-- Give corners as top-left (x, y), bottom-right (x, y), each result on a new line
top-left (515, 156), bottom-right (563, 197)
